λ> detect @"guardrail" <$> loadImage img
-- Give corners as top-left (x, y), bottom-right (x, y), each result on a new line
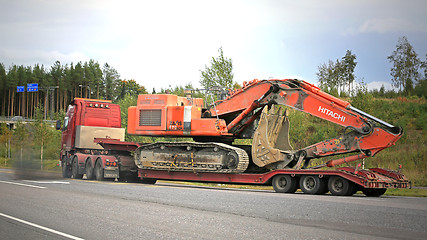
top-left (0, 116), bottom-right (56, 125)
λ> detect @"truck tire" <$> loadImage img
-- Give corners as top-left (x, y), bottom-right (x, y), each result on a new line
top-left (95, 160), bottom-right (104, 181)
top-left (362, 188), bottom-right (387, 197)
top-left (86, 160), bottom-right (95, 180)
top-left (328, 176), bottom-right (354, 196)
top-left (299, 175), bottom-right (328, 195)
top-left (72, 157), bottom-right (83, 179)
top-left (62, 156), bottom-right (71, 178)
top-left (272, 175), bottom-right (298, 193)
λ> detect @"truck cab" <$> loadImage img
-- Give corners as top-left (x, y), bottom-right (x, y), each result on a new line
top-left (59, 98), bottom-right (134, 180)
top-left (61, 98), bottom-right (122, 151)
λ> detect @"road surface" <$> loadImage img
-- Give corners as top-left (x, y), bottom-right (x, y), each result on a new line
top-left (0, 168), bottom-right (426, 240)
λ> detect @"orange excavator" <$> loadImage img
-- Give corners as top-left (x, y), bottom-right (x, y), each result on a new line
top-left (127, 79), bottom-right (402, 174)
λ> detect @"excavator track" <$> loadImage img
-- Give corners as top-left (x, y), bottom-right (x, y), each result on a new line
top-left (134, 142), bottom-right (249, 173)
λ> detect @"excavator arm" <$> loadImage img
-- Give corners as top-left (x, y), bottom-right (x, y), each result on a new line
top-left (209, 79), bottom-right (402, 170)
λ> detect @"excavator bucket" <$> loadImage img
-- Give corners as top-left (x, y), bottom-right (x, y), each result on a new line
top-left (252, 105), bottom-right (294, 168)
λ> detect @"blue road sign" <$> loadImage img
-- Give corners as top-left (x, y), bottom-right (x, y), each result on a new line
top-left (27, 83), bottom-right (38, 92)
top-left (17, 86), bottom-right (25, 92)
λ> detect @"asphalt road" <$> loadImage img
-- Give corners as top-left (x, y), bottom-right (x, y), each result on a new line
top-left (0, 168), bottom-right (426, 240)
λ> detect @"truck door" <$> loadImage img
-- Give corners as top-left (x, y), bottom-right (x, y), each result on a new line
top-left (61, 105), bottom-right (75, 151)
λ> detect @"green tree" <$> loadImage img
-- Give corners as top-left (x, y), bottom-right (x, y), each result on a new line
top-left (83, 61), bottom-right (93, 98)
top-left (6, 65), bottom-right (18, 117)
top-left (87, 59), bottom-right (103, 99)
top-left (33, 105), bottom-right (51, 170)
top-left (32, 64), bottom-right (49, 118)
top-left (103, 63), bottom-right (120, 100)
top-left (62, 64), bottom-right (73, 108)
top-left (316, 50), bottom-right (357, 96)
top-left (51, 61), bottom-right (63, 112)
top-left (16, 65), bottom-right (28, 117)
top-left (12, 121), bottom-right (29, 168)
top-left (350, 80), bottom-right (373, 113)
top-left (72, 62), bottom-right (84, 98)
top-left (414, 54), bottom-right (427, 97)
top-left (200, 47), bottom-right (234, 90)
top-left (341, 50), bottom-right (357, 94)
top-left (0, 123), bottom-right (12, 166)
top-left (116, 79), bottom-right (147, 100)
top-left (316, 60), bottom-right (340, 96)
top-left (387, 36), bottom-right (421, 94)
top-left (0, 63), bottom-right (7, 116)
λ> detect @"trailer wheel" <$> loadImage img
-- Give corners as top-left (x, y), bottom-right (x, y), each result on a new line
top-left (85, 160), bottom-right (95, 180)
top-left (299, 175), bottom-right (327, 195)
top-left (272, 175), bottom-right (298, 193)
top-left (328, 176), bottom-right (354, 196)
top-left (62, 156), bottom-right (71, 178)
top-left (95, 159), bottom-right (104, 181)
top-left (362, 188), bottom-right (387, 197)
top-left (71, 157), bottom-right (83, 179)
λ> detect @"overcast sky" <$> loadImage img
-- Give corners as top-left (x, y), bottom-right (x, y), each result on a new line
top-left (1, 0), bottom-right (426, 92)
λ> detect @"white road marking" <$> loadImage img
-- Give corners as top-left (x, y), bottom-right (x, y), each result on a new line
top-left (23, 180), bottom-right (70, 185)
top-left (0, 212), bottom-right (84, 240)
top-left (0, 180), bottom-right (46, 189)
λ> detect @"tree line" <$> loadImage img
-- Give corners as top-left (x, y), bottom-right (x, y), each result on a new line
top-left (317, 36), bottom-right (426, 98)
top-left (1, 36), bottom-right (425, 120)
top-left (0, 60), bottom-right (147, 119)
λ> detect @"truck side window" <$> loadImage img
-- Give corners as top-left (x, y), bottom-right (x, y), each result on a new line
top-left (63, 117), bottom-right (69, 130)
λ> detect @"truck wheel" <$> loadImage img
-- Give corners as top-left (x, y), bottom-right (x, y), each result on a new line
top-left (272, 175), bottom-right (298, 193)
top-left (362, 188), bottom-right (387, 197)
top-left (299, 175), bottom-right (327, 195)
top-left (86, 160), bottom-right (95, 180)
top-left (95, 160), bottom-right (104, 181)
top-left (328, 176), bottom-right (354, 196)
top-left (72, 157), bottom-right (83, 179)
top-left (62, 156), bottom-right (71, 178)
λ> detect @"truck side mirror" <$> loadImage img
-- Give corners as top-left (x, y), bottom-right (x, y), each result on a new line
top-left (56, 120), bottom-right (61, 130)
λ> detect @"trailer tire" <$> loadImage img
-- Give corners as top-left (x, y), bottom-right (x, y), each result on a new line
top-left (62, 156), bottom-right (71, 178)
top-left (86, 160), bottom-right (95, 180)
top-left (300, 175), bottom-right (327, 195)
top-left (95, 159), bottom-right (104, 181)
top-left (272, 175), bottom-right (298, 193)
top-left (328, 176), bottom-right (354, 196)
top-left (362, 188), bottom-right (387, 197)
top-left (72, 157), bottom-right (83, 179)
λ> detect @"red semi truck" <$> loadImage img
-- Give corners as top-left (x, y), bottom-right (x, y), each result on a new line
top-left (58, 79), bottom-right (410, 196)
top-left (58, 98), bottom-right (138, 181)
